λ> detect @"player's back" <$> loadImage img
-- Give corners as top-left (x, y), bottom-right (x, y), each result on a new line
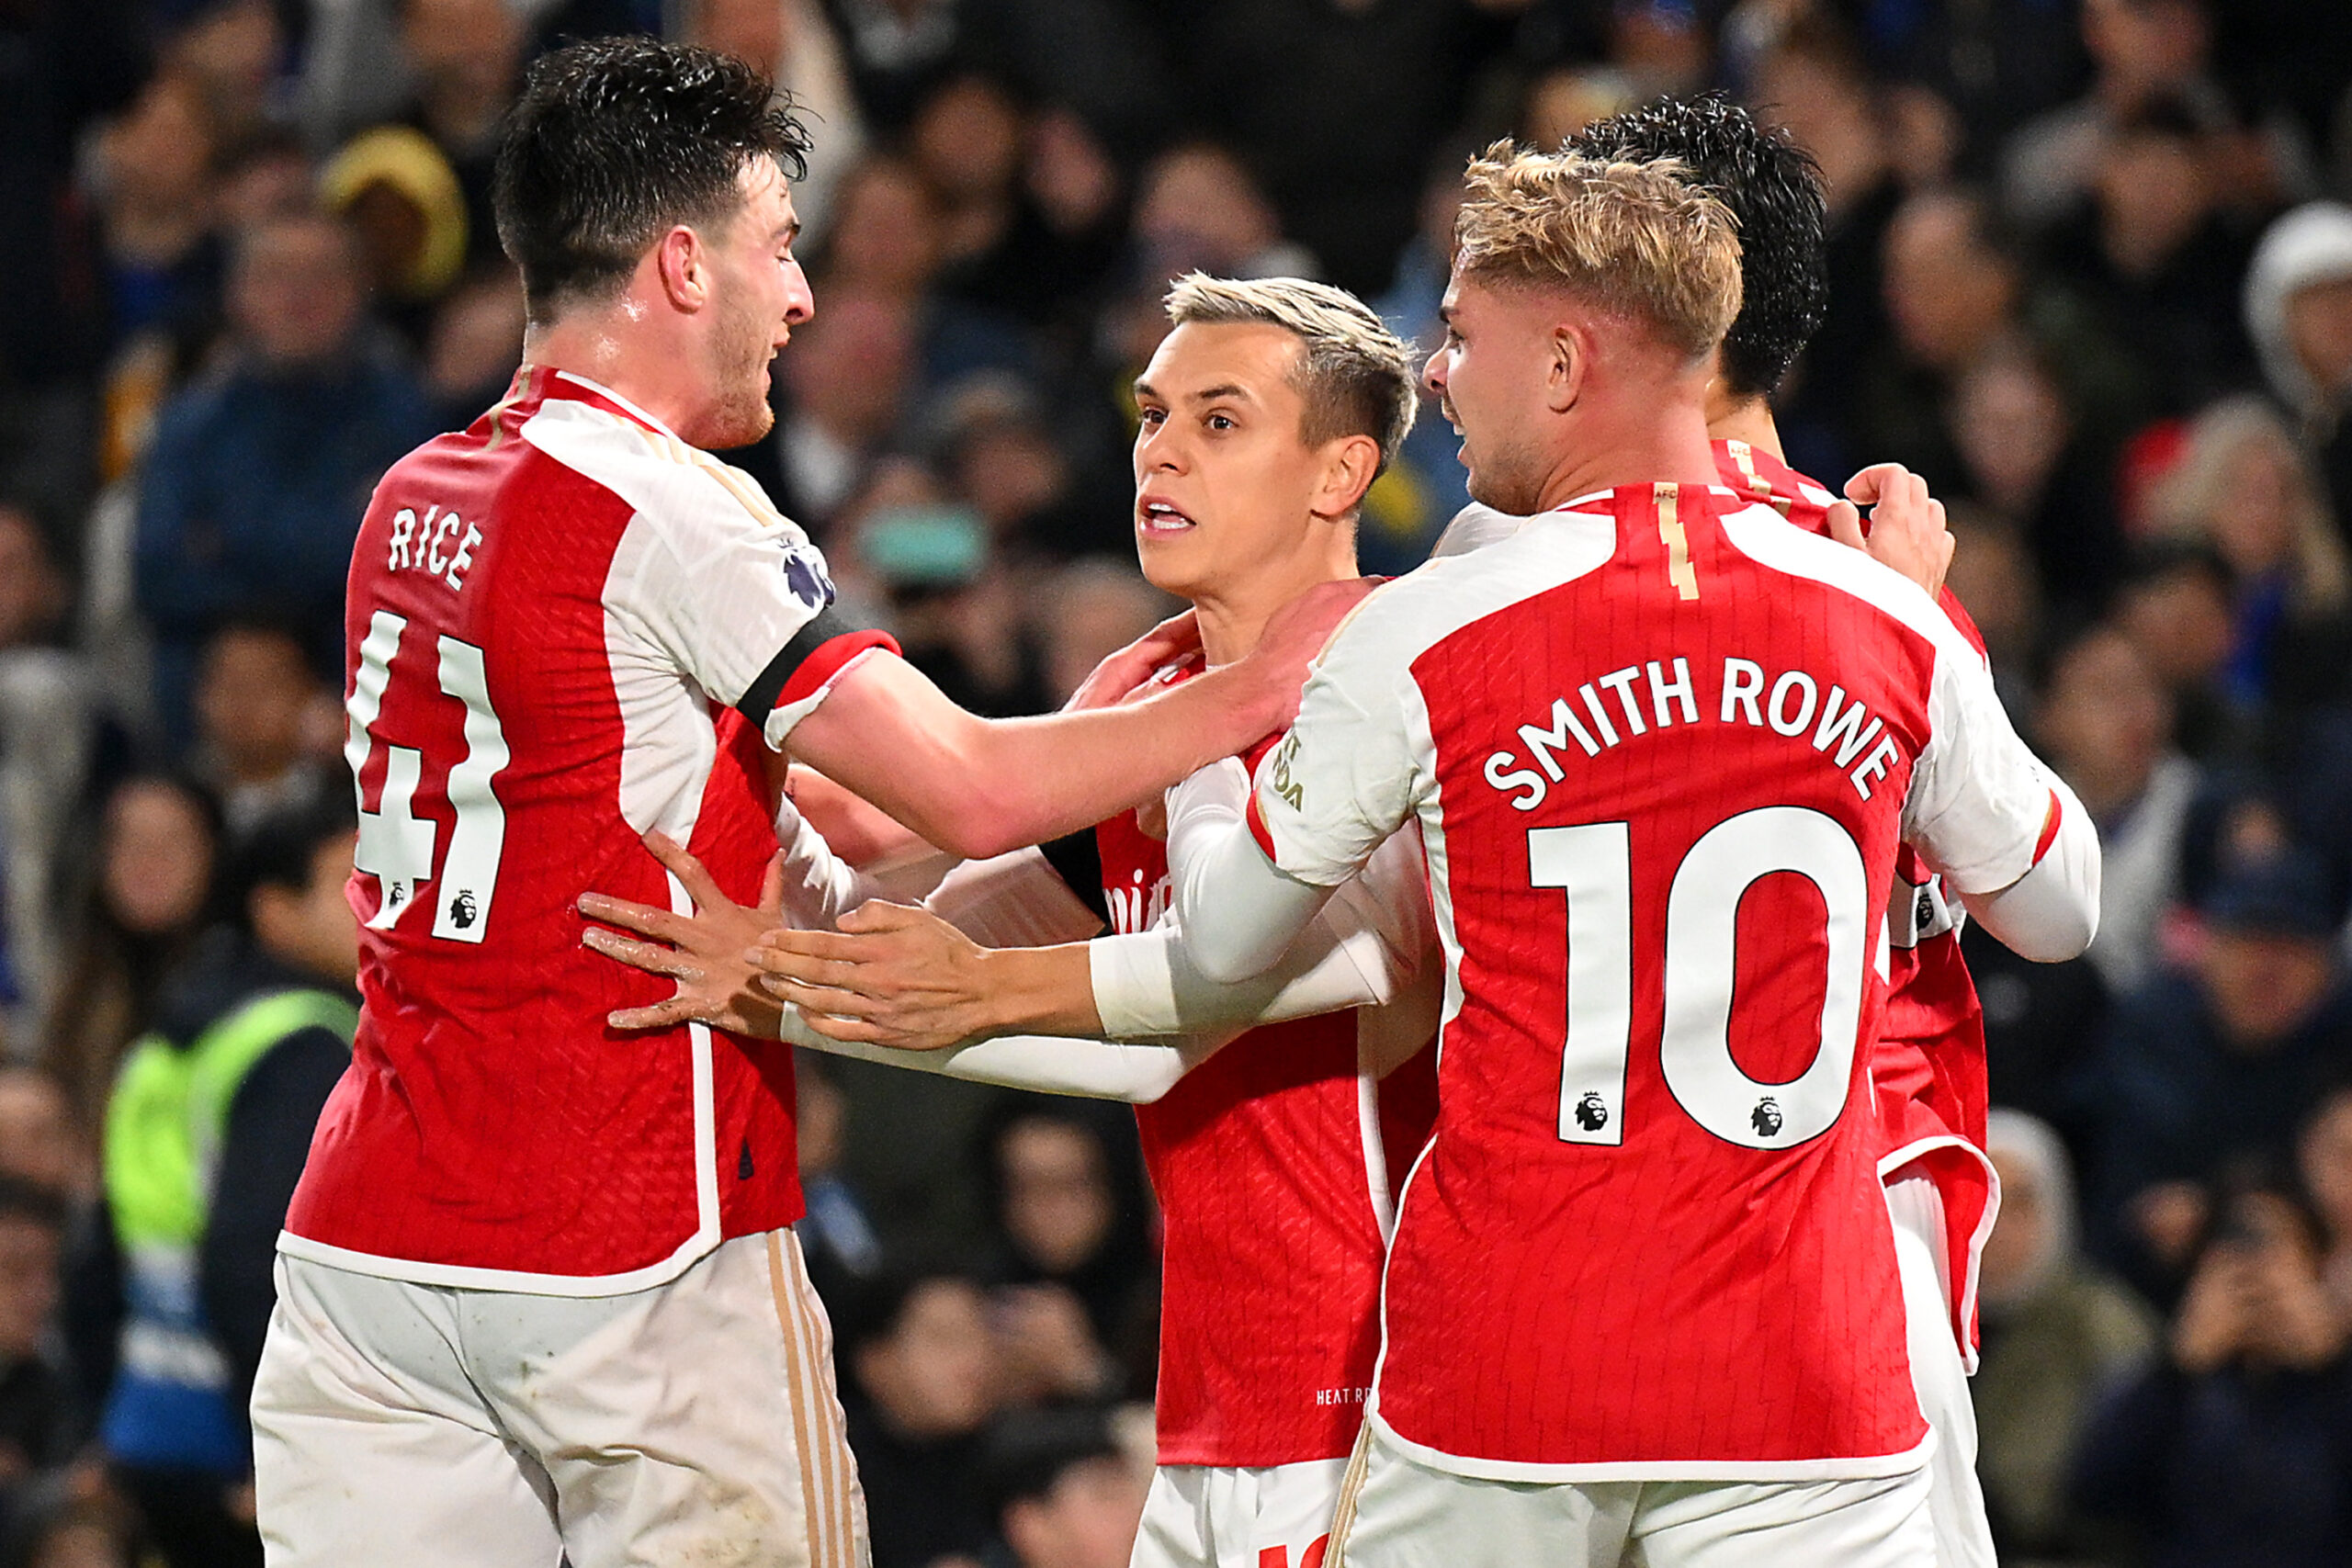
top-left (286, 368), bottom-right (879, 1290)
top-left (1348, 482), bottom-right (2007, 1477)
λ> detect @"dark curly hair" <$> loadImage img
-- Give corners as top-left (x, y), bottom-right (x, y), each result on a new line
top-left (493, 37), bottom-right (812, 322)
top-left (1567, 93), bottom-right (1827, 401)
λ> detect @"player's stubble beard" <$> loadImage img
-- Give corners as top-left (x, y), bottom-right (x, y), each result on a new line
top-left (1457, 406), bottom-right (1551, 517)
top-left (703, 286), bottom-right (779, 450)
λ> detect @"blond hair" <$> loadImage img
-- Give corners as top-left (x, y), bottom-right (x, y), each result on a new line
top-left (1163, 273), bottom-right (1420, 474)
top-left (1452, 141), bottom-right (1743, 362)
top-left (2148, 394), bottom-right (2347, 613)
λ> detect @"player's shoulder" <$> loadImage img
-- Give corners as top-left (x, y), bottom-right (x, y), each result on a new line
top-left (1715, 504), bottom-right (1973, 662)
top-left (1344, 505), bottom-right (1618, 658)
top-left (516, 375), bottom-right (808, 547)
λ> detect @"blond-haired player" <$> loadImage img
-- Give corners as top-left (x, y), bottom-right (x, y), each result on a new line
top-left (1170, 147), bottom-right (2098, 1566)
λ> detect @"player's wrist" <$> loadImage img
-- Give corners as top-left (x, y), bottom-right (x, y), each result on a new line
top-left (977, 945), bottom-right (1099, 1037)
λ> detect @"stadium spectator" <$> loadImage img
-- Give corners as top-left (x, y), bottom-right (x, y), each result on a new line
top-left (2087, 854), bottom-right (2352, 1297)
top-left (2002, 0), bottom-right (2225, 231)
top-left (763, 286), bottom-right (920, 530)
top-left (0, 1480), bottom-right (147, 1568)
top-left (390, 0), bottom-right (528, 275)
top-left (0, 1178), bottom-right (75, 1540)
top-left (2049, 96), bottom-right (2257, 417)
top-left (418, 266), bottom-right (526, 430)
top-left (74, 795), bottom-right (357, 1568)
top-left (985, 1406), bottom-right (1149, 1568)
top-left (1865, 187), bottom-right (2026, 490)
top-left (131, 210), bottom-right (437, 745)
top-left (843, 1265), bottom-right (1002, 1568)
top-left (2112, 541), bottom-right (2249, 764)
top-left (1973, 1111), bottom-right (2157, 1563)
top-left (2073, 1175), bottom-right (2352, 1568)
top-left (2037, 626), bottom-right (2199, 993)
top-left (2245, 201), bottom-right (2352, 548)
top-left (187, 618), bottom-right (335, 840)
top-left (0, 1072), bottom-right (83, 1201)
top-left (0, 0), bottom-right (143, 527)
top-left (0, 509), bottom-right (96, 1034)
top-left (794, 1050), bottom-right (881, 1313)
top-left (1946, 334), bottom-right (2127, 619)
top-left (2297, 1085), bottom-right (2352, 1321)
top-left (980, 1103), bottom-right (1151, 1403)
top-left (2146, 395), bottom-right (2352, 714)
top-left (38, 777), bottom-right (221, 1144)
top-left (87, 72), bottom-right (223, 367)
top-left (1750, 17), bottom-right (1902, 473)
top-left (1132, 144), bottom-right (1317, 291)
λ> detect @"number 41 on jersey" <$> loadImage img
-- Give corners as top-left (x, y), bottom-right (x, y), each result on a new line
top-left (345, 609), bottom-right (512, 943)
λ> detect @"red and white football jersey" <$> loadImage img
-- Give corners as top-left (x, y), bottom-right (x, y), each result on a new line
top-left (1098, 705), bottom-right (1439, 1468)
top-left (1248, 484), bottom-right (2062, 1479)
top-left (283, 368), bottom-right (895, 1293)
top-left (1717, 439), bottom-right (2000, 1361)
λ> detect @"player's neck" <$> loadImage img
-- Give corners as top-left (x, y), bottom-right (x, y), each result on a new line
top-left (1193, 533), bottom-right (1358, 668)
top-left (1532, 402), bottom-right (1721, 513)
top-left (524, 310), bottom-right (710, 443)
top-left (1704, 395), bottom-right (1783, 461)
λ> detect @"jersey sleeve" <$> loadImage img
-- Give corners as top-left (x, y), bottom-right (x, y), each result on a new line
top-left (1247, 594), bottom-right (1429, 888)
top-left (1903, 642), bottom-right (2068, 896)
top-left (608, 458), bottom-right (897, 745)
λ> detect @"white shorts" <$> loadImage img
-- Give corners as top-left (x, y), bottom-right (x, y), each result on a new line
top-left (1132, 1456), bottom-right (1350, 1568)
top-left (1332, 1420), bottom-right (1935, 1568)
top-left (252, 1227), bottom-right (867, 1568)
top-left (1886, 1172), bottom-right (1997, 1568)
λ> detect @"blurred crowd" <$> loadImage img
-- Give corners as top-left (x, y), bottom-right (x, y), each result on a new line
top-left (4, 0), bottom-right (2352, 1563)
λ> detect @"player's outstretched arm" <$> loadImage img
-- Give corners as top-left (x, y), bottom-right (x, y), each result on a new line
top-left (582, 833), bottom-right (1209, 1101)
top-left (784, 579), bottom-right (1372, 862)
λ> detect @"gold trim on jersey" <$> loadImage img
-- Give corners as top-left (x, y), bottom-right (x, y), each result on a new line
top-left (1655, 483), bottom-right (1700, 602)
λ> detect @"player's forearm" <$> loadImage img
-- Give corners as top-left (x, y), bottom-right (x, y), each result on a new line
top-left (1090, 897), bottom-right (1408, 1036)
top-left (793, 653), bottom-right (1286, 861)
top-left (1959, 776), bottom-right (2100, 963)
top-left (796, 1026), bottom-right (1199, 1102)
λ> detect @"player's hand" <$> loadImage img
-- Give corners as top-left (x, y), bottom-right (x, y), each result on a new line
top-left (580, 833), bottom-right (787, 1037)
top-left (1063, 608), bottom-right (1202, 711)
top-left (749, 900), bottom-right (999, 1049)
top-left (1239, 576), bottom-right (1381, 729)
top-left (1828, 463), bottom-right (1953, 600)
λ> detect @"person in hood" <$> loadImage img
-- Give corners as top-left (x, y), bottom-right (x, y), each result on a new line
top-left (2244, 201), bottom-right (2352, 552)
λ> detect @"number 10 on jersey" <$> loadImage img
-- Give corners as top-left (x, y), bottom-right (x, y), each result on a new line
top-left (345, 609), bottom-right (512, 943)
top-left (1532, 807), bottom-right (1871, 1152)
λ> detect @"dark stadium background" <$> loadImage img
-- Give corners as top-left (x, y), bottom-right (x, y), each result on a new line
top-left (4, 0), bottom-right (2352, 1562)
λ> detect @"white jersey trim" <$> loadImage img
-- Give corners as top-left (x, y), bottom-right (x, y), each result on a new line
top-left (273, 1222), bottom-right (718, 1297)
top-left (1363, 1412), bottom-right (1938, 1485)
top-left (1879, 1133), bottom-right (2001, 1376)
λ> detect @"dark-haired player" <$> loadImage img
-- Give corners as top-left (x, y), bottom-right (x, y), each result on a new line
top-left (1445, 95), bottom-right (2003, 1568)
top-left (250, 38), bottom-right (1351, 1568)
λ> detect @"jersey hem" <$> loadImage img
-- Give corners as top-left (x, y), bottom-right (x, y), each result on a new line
top-left (273, 1220), bottom-right (724, 1298)
top-left (1880, 1134), bottom-right (1999, 1374)
top-left (1365, 1412), bottom-right (1937, 1483)
top-left (1154, 1442), bottom-right (1360, 1470)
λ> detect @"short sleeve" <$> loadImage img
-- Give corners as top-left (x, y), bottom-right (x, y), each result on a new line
top-left (1903, 645), bottom-right (2062, 895)
top-left (608, 457), bottom-right (897, 744)
top-left (1247, 594), bottom-right (1428, 887)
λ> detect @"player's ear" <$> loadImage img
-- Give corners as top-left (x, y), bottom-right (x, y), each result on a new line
top-left (653, 225), bottom-right (709, 313)
top-left (1314, 434), bottom-right (1382, 520)
top-left (1545, 324), bottom-right (1586, 414)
